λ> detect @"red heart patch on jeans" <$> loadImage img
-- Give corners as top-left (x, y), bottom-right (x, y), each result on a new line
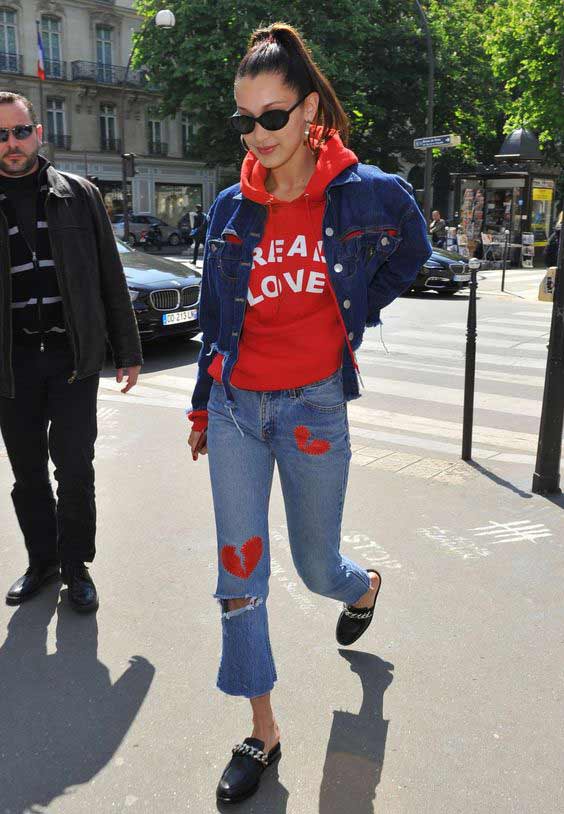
top-left (294, 425), bottom-right (332, 456)
top-left (221, 536), bottom-right (263, 579)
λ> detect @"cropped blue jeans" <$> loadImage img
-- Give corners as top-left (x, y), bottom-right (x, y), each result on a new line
top-left (207, 369), bottom-right (371, 698)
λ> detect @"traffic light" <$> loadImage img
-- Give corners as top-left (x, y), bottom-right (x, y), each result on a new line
top-left (122, 153), bottom-right (136, 178)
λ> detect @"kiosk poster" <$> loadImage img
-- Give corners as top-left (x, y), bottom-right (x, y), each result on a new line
top-left (531, 182), bottom-right (554, 247)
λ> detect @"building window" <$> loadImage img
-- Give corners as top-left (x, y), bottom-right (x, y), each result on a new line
top-left (0, 8), bottom-right (19, 73)
top-left (181, 113), bottom-right (194, 155)
top-left (155, 183), bottom-right (202, 226)
top-left (46, 98), bottom-right (70, 149)
top-left (96, 25), bottom-right (112, 83)
top-left (100, 104), bottom-right (119, 151)
top-left (148, 114), bottom-right (168, 155)
top-left (41, 16), bottom-right (63, 78)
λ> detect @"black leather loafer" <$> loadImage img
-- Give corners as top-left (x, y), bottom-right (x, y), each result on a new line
top-left (62, 562), bottom-right (99, 613)
top-left (336, 569), bottom-right (382, 646)
top-left (6, 563), bottom-right (61, 605)
top-left (216, 737), bottom-right (281, 804)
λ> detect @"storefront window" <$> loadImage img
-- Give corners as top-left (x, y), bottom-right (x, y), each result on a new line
top-left (98, 181), bottom-right (129, 219)
top-left (531, 179), bottom-right (554, 247)
top-left (155, 183), bottom-right (202, 226)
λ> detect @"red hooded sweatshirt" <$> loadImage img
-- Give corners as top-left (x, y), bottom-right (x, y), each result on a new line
top-left (189, 134), bottom-right (358, 432)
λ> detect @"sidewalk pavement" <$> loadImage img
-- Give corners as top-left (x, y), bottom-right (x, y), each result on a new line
top-left (1, 394), bottom-right (562, 813)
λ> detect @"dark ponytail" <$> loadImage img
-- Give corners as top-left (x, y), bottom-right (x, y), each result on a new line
top-left (236, 22), bottom-right (349, 148)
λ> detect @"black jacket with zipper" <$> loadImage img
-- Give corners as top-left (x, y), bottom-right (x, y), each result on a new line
top-left (0, 158), bottom-right (143, 398)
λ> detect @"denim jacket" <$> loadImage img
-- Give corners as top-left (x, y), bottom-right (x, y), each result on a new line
top-left (191, 162), bottom-right (432, 412)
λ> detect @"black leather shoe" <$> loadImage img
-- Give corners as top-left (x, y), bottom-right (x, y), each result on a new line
top-left (62, 562), bottom-right (99, 613)
top-left (6, 563), bottom-right (61, 606)
top-left (216, 737), bottom-right (281, 804)
top-left (336, 569), bottom-right (382, 646)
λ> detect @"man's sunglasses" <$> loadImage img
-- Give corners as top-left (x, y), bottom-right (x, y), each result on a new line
top-left (0, 124), bottom-right (36, 143)
top-left (229, 94), bottom-right (309, 135)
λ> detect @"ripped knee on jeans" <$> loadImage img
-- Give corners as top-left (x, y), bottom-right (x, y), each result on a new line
top-left (219, 595), bottom-right (264, 620)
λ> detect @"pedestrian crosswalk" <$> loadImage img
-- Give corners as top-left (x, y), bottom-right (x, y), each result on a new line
top-left (93, 300), bottom-right (555, 478)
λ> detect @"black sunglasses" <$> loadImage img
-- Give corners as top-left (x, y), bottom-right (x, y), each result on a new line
top-left (229, 94), bottom-right (309, 135)
top-left (0, 124), bottom-right (36, 143)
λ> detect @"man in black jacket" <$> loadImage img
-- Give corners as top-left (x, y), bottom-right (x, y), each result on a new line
top-left (0, 92), bottom-right (143, 612)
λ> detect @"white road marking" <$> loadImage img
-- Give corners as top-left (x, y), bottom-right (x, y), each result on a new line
top-left (441, 322), bottom-right (548, 338)
top-left (357, 343), bottom-right (547, 370)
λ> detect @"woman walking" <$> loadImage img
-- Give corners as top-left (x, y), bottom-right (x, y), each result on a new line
top-left (188, 23), bottom-right (431, 804)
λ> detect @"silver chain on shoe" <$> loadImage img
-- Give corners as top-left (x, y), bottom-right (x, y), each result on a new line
top-left (232, 743), bottom-right (269, 766)
top-left (342, 604), bottom-right (373, 620)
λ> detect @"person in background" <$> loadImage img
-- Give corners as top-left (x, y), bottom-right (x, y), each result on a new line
top-left (545, 211), bottom-right (562, 267)
top-left (429, 209), bottom-right (446, 248)
top-left (191, 203), bottom-right (207, 264)
top-left (0, 92), bottom-right (142, 613)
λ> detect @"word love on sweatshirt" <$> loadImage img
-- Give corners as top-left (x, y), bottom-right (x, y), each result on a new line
top-left (247, 235), bottom-right (327, 306)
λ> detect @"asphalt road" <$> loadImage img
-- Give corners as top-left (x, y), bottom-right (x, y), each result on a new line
top-left (1, 280), bottom-right (563, 813)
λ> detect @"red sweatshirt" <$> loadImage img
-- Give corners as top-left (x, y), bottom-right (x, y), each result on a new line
top-left (189, 134), bottom-right (358, 433)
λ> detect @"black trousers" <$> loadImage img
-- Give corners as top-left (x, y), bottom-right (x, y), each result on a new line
top-left (0, 343), bottom-right (99, 565)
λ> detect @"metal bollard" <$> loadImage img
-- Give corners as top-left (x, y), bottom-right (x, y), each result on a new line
top-left (462, 258), bottom-right (480, 460)
top-left (500, 229), bottom-right (510, 292)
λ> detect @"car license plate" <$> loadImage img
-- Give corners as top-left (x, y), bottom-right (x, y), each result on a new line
top-left (162, 309), bottom-right (197, 326)
top-left (453, 273), bottom-right (471, 282)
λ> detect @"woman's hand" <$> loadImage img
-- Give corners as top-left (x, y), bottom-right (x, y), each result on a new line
top-left (188, 429), bottom-right (208, 461)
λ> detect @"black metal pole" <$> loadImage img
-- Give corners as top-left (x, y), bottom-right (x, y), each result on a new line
top-left (500, 229), bottom-right (509, 292)
top-left (462, 260), bottom-right (479, 460)
top-left (532, 230), bottom-right (564, 494)
top-left (414, 0), bottom-right (435, 223)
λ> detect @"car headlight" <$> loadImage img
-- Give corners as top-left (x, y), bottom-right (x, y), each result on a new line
top-left (128, 288), bottom-right (140, 301)
top-left (423, 261), bottom-right (444, 271)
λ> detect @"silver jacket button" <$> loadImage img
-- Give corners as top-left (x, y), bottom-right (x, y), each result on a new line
top-left (325, 227), bottom-right (334, 236)
top-left (348, 331), bottom-right (354, 340)
top-left (343, 299), bottom-right (351, 309)
top-left (334, 263), bottom-right (343, 273)
top-left (381, 236), bottom-right (389, 246)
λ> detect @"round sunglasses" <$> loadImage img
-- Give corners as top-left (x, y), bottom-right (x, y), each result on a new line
top-left (229, 94), bottom-right (309, 135)
top-left (0, 124), bottom-right (36, 143)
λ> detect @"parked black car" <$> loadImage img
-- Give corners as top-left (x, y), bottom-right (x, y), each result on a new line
top-left (116, 239), bottom-right (200, 341)
top-left (408, 248), bottom-right (472, 295)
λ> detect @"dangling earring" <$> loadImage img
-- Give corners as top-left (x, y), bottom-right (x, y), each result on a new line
top-left (240, 135), bottom-right (249, 152)
top-left (303, 121), bottom-right (312, 147)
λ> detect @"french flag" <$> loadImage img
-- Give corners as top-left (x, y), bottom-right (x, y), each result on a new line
top-left (36, 21), bottom-right (46, 80)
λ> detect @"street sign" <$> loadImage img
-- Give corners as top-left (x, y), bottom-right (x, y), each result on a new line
top-left (414, 134), bottom-right (461, 150)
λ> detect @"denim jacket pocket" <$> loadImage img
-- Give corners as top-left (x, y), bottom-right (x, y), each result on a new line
top-left (209, 238), bottom-right (242, 283)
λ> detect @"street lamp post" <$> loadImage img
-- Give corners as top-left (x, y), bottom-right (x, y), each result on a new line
top-left (120, 10), bottom-right (175, 243)
top-left (414, 0), bottom-right (435, 223)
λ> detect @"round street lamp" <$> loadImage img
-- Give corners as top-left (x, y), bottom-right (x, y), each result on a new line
top-left (155, 9), bottom-right (176, 29)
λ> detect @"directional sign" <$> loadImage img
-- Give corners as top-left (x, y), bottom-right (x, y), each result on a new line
top-left (413, 134), bottom-right (461, 150)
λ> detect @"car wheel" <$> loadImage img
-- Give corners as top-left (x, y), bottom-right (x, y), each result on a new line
top-left (168, 232), bottom-right (180, 246)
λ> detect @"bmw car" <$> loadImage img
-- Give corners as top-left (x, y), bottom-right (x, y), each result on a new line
top-left (408, 248), bottom-right (472, 296)
top-left (116, 239), bottom-right (200, 341)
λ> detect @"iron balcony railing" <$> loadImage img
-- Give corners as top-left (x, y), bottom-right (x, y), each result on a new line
top-left (71, 60), bottom-right (146, 86)
top-left (47, 133), bottom-right (71, 150)
top-left (0, 52), bottom-right (23, 74)
top-left (44, 58), bottom-right (67, 80)
top-left (100, 136), bottom-right (122, 153)
top-left (148, 141), bottom-right (168, 156)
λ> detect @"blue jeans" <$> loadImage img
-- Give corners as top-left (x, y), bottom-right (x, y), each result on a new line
top-left (207, 369), bottom-right (371, 698)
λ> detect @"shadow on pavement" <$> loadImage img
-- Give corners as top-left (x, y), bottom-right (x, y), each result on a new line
top-left (468, 461), bottom-right (533, 499)
top-left (318, 650), bottom-right (394, 814)
top-left (0, 584), bottom-right (155, 813)
top-left (216, 756), bottom-right (289, 814)
top-left (101, 335), bottom-right (201, 380)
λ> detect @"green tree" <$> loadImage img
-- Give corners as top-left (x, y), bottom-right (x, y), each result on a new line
top-left (484, 0), bottom-right (564, 163)
top-left (133, 0), bottom-right (430, 170)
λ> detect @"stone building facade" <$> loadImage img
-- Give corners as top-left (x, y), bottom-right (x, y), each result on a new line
top-left (0, 0), bottom-right (218, 224)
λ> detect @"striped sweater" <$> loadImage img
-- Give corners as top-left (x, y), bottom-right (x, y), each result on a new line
top-left (0, 166), bottom-right (67, 349)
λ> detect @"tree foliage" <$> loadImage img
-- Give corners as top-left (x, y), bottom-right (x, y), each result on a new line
top-left (484, 0), bottom-right (563, 162)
